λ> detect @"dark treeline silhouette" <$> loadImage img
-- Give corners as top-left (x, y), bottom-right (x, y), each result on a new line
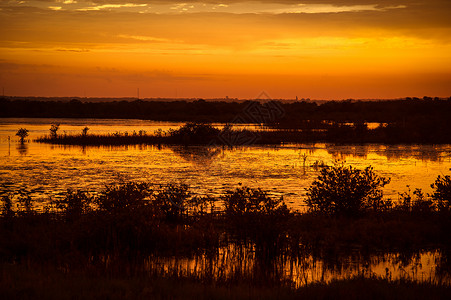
top-left (4, 97), bottom-right (451, 143)
top-left (2, 97), bottom-right (451, 123)
top-left (0, 98), bottom-right (244, 122)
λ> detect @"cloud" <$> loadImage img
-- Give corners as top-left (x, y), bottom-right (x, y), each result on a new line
top-left (75, 3), bottom-right (147, 11)
top-left (2, 0), bottom-right (442, 15)
top-left (56, 48), bottom-right (90, 52)
top-left (117, 35), bottom-right (174, 43)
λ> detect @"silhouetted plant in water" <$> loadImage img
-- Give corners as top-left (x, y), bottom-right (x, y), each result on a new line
top-left (187, 195), bottom-right (217, 217)
top-left (222, 187), bottom-right (291, 260)
top-left (1, 195), bottom-right (14, 219)
top-left (153, 184), bottom-right (191, 222)
top-left (81, 126), bottom-right (89, 137)
top-left (306, 163), bottom-right (391, 216)
top-left (431, 175), bottom-right (451, 212)
top-left (16, 192), bottom-right (34, 215)
top-left (223, 187), bottom-right (289, 217)
top-left (49, 123), bottom-right (60, 139)
top-left (54, 190), bottom-right (93, 221)
top-left (95, 182), bottom-right (152, 214)
top-left (15, 128), bottom-right (28, 143)
top-left (397, 187), bottom-right (435, 213)
top-left (169, 122), bottom-right (220, 144)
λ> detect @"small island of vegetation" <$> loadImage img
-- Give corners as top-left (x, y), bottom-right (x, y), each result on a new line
top-left (3, 96), bottom-right (451, 144)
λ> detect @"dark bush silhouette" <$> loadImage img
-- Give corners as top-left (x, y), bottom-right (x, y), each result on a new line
top-left (223, 187), bottom-right (289, 217)
top-left (431, 175), bottom-right (451, 212)
top-left (306, 164), bottom-right (391, 216)
top-left (168, 122), bottom-right (220, 144)
top-left (397, 187), bottom-right (435, 213)
top-left (81, 126), bottom-right (89, 137)
top-left (53, 190), bottom-right (93, 221)
top-left (49, 123), bottom-right (60, 139)
top-left (1, 195), bottom-right (14, 218)
top-left (153, 184), bottom-right (191, 222)
top-left (95, 182), bottom-right (152, 214)
top-left (15, 128), bottom-right (29, 143)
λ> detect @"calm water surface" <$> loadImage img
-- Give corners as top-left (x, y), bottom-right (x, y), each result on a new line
top-left (144, 249), bottom-right (451, 287)
top-left (1, 118), bottom-right (451, 210)
top-left (2, 118), bottom-right (451, 285)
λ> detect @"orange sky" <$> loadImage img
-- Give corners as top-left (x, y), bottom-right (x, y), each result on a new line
top-left (1, 0), bottom-right (451, 99)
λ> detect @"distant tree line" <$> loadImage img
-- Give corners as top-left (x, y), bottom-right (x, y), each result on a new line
top-left (2, 97), bottom-right (451, 143)
top-left (1, 97), bottom-right (450, 123)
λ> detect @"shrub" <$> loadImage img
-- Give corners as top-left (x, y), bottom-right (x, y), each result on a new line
top-left (1, 195), bottom-right (14, 218)
top-left (306, 164), bottom-right (391, 216)
top-left (54, 190), bottom-right (93, 221)
top-left (223, 187), bottom-right (289, 217)
top-left (95, 182), bottom-right (152, 214)
top-left (431, 175), bottom-right (451, 212)
top-left (169, 122), bottom-right (220, 144)
top-left (153, 184), bottom-right (191, 222)
top-left (49, 123), bottom-right (60, 139)
top-left (81, 126), bottom-right (89, 137)
top-left (397, 187), bottom-right (435, 213)
top-left (15, 128), bottom-right (29, 143)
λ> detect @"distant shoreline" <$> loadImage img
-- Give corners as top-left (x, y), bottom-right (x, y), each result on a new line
top-left (3, 97), bottom-right (451, 143)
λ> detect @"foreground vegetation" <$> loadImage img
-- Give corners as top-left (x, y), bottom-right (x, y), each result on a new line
top-left (2, 164), bottom-right (451, 297)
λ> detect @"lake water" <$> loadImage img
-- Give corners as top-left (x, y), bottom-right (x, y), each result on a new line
top-left (144, 249), bottom-right (450, 287)
top-left (1, 118), bottom-right (451, 211)
top-left (2, 117), bottom-right (451, 285)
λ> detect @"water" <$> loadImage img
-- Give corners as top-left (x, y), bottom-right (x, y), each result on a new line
top-left (1, 118), bottom-right (451, 210)
top-left (142, 249), bottom-right (451, 287)
top-left (2, 118), bottom-right (451, 285)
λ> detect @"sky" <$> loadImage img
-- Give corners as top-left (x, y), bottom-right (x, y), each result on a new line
top-left (1, 0), bottom-right (451, 99)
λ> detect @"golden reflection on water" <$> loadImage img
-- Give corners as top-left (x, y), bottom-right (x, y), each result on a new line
top-left (1, 119), bottom-right (451, 211)
top-left (2, 119), bottom-right (451, 286)
top-left (141, 247), bottom-right (449, 287)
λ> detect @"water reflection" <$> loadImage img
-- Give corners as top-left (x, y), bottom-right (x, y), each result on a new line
top-left (1, 134), bottom-right (451, 210)
top-left (324, 144), bottom-right (449, 162)
top-left (169, 145), bottom-right (223, 165)
top-left (16, 143), bottom-right (28, 155)
top-left (140, 246), bottom-right (450, 287)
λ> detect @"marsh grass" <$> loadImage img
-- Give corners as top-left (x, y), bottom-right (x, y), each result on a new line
top-left (35, 121), bottom-right (435, 147)
top-left (2, 182), bottom-right (451, 263)
top-left (2, 174), bottom-right (451, 297)
top-left (34, 119), bottom-right (451, 147)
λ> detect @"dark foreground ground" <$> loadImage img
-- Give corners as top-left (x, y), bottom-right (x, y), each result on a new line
top-left (2, 180), bottom-right (451, 299)
top-left (2, 264), bottom-right (451, 300)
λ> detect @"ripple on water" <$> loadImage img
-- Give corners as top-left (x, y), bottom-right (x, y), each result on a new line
top-left (1, 122), bottom-right (451, 210)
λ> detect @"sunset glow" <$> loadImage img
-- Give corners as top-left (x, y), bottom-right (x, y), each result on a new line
top-left (1, 0), bottom-right (451, 99)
